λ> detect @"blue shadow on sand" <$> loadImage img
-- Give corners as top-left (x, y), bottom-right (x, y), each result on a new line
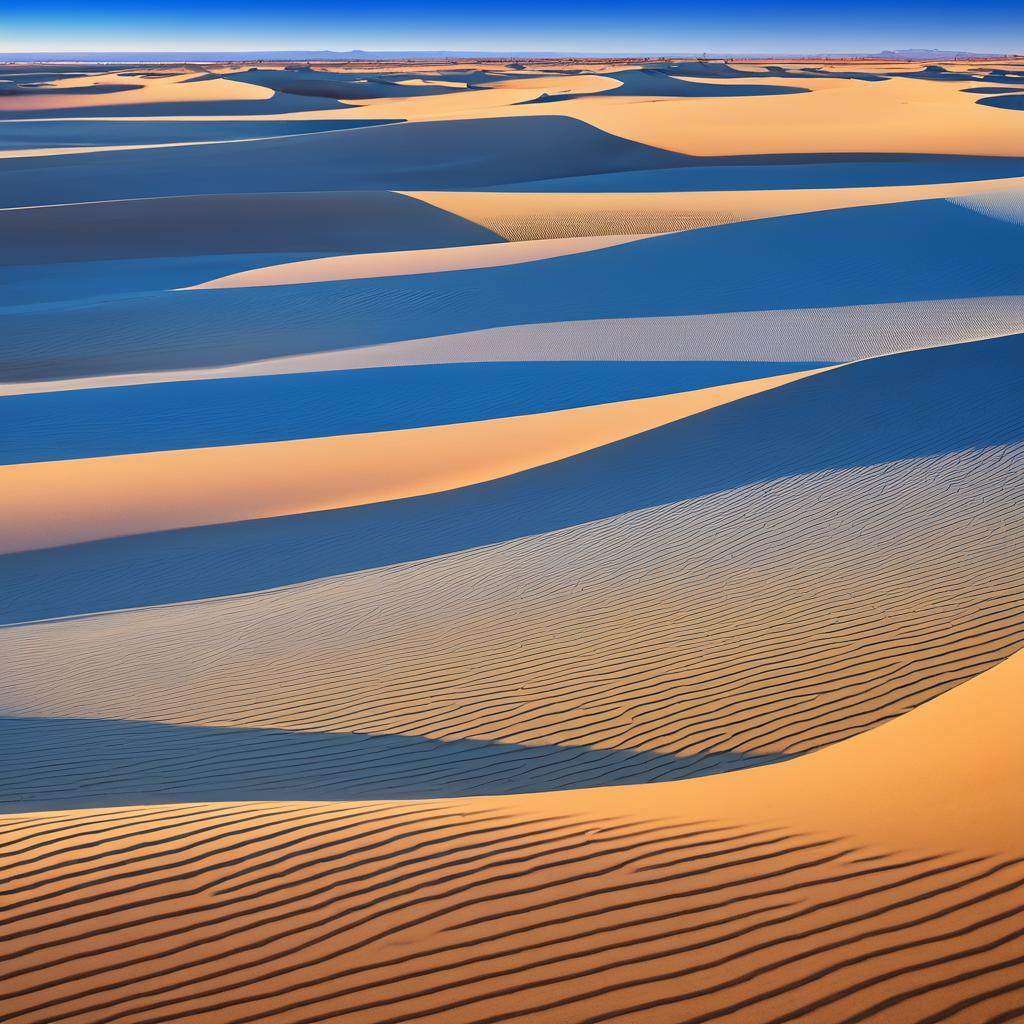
top-left (0, 716), bottom-right (793, 809)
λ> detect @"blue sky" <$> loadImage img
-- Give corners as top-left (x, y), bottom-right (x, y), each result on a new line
top-left (5, 0), bottom-right (1024, 54)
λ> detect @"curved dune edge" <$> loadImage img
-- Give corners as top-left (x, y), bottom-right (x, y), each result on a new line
top-left (184, 233), bottom-right (653, 290)
top-left (515, 641), bottom-right (1024, 853)
top-left (5, 295), bottom-right (1021, 398)
top-left (403, 174), bottom-right (1024, 241)
top-left (0, 651), bottom-right (1020, 1024)
top-left (0, 368), bottom-right (822, 553)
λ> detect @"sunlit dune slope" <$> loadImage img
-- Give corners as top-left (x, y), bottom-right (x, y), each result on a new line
top-left (0, 649), bottom-right (1021, 1023)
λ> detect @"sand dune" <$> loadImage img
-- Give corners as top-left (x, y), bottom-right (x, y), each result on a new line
top-left (0, 649), bottom-right (1020, 1023)
top-left (0, 374), bottom-right (819, 552)
top-left (4, 439), bottom-right (1019, 767)
top-left (0, 67), bottom-right (348, 118)
top-left (3, 340), bottom-right (1021, 798)
top-left (0, 116), bottom-right (686, 209)
top-left (3, 331), bottom-right (1021, 625)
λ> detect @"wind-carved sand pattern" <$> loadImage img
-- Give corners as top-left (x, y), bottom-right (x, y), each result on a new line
top-left (2, 55), bottom-right (1024, 1024)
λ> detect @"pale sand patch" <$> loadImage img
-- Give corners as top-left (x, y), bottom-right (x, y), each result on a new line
top-left (185, 234), bottom-right (652, 290)
top-left (0, 369), bottom-right (820, 552)
top-left (5, 295), bottom-right (1021, 396)
top-left (0, 133), bottom-right (341, 160)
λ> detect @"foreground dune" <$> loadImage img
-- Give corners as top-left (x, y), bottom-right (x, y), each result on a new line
top-left (1, 648), bottom-right (1021, 1023)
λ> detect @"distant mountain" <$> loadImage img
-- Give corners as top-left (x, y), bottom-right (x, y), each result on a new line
top-left (868, 48), bottom-right (1008, 59)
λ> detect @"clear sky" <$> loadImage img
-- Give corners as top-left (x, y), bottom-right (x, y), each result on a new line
top-left (5, 0), bottom-right (1023, 54)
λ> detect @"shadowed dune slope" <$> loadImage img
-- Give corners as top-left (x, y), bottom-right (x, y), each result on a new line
top-left (0, 192), bottom-right (500, 267)
top-left (0, 651), bottom-right (1021, 1023)
top-left (0, 116), bottom-right (688, 208)
top-left (226, 68), bottom-right (466, 99)
top-left (4, 199), bottom-right (1023, 381)
top-left (0, 718), bottom-right (792, 810)
top-left (978, 93), bottom-right (1024, 111)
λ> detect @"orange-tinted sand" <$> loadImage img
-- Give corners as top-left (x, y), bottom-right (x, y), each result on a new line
top-left (1, 651), bottom-right (1020, 1023)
